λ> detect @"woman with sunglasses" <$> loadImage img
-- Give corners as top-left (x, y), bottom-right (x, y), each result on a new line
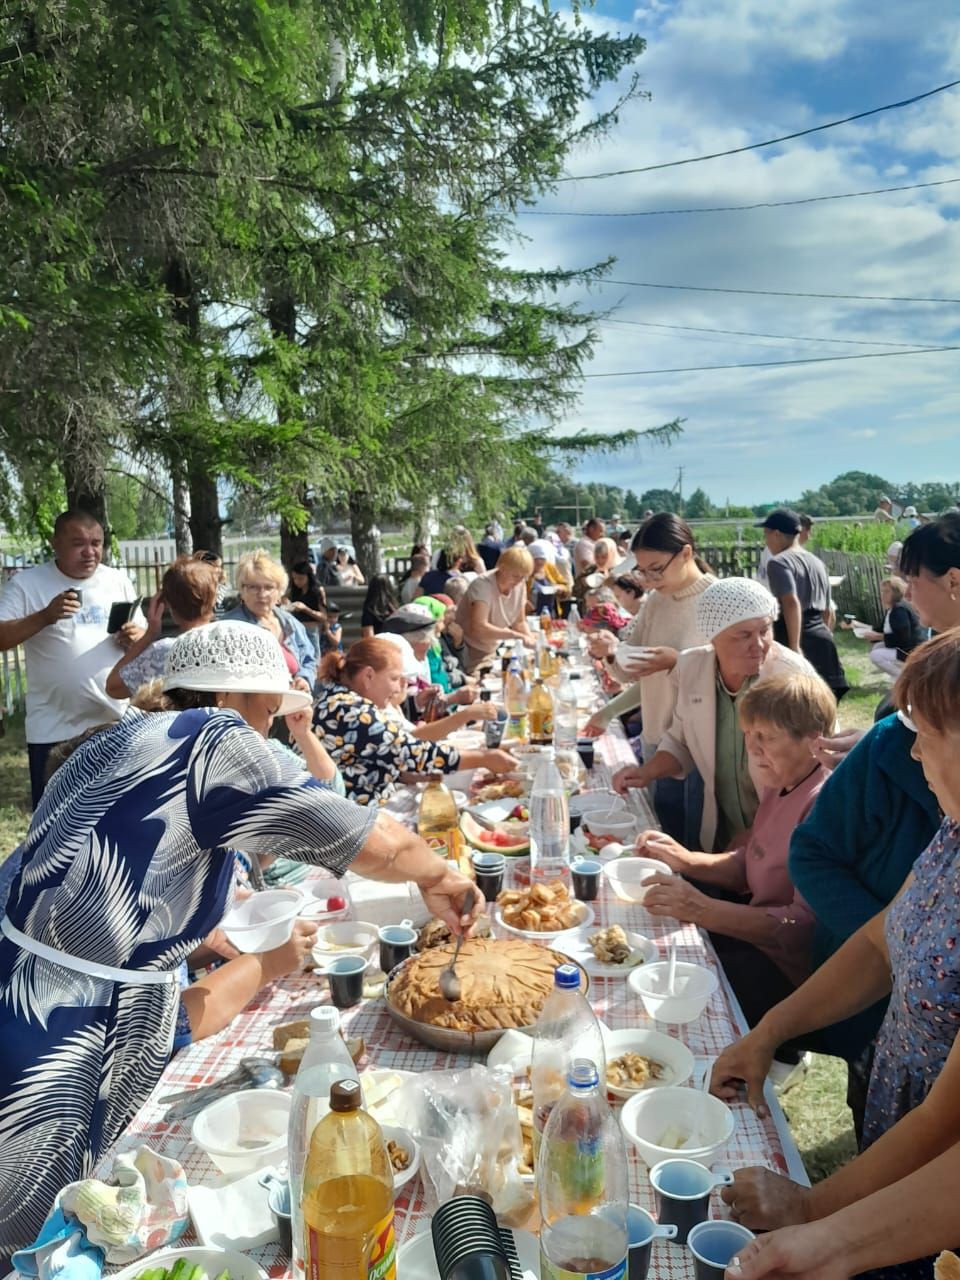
top-left (585, 514), bottom-right (715, 840)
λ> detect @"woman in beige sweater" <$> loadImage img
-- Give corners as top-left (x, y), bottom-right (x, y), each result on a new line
top-left (585, 514), bottom-right (715, 840)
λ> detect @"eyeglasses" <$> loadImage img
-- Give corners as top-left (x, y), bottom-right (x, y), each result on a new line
top-left (634, 550), bottom-right (680, 582)
top-left (241, 583), bottom-right (277, 594)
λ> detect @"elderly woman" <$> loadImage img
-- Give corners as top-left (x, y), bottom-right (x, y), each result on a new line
top-left (106, 555), bottom-right (218, 698)
top-left (409, 596), bottom-right (474, 694)
top-left (842, 577), bottom-right (925, 678)
top-left (527, 538), bottom-right (570, 617)
top-left (614, 578), bottom-right (819, 851)
top-left (710, 630), bottom-right (960, 1280)
top-left (640, 672), bottom-right (835, 1070)
top-left (455, 545), bottom-right (536, 673)
top-left (313, 638), bottom-right (515, 805)
top-left (0, 622), bottom-right (481, 1260)
top-left (223, 548), bottom-right (317, 690)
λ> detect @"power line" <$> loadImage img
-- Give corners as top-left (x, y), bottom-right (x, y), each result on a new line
top-left (598, 317), bottom-right (945, 349)
top-left (600, 279), bottom-right (960, 304)
top-left (519, 175), bottom-right (960, 218)
top-left (560, 78), bottom-right (960, 182)
top-left (580, 345), bottom-right (960, 378)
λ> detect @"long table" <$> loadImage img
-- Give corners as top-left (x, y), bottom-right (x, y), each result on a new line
top-left (102, 683), bottom-right (807, 1277)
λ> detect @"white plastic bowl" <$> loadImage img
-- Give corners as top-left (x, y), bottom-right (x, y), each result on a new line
top-left (629, 960), bottom-right (718, 1024)
top-left (603, 1028), bottom-right (695, 1099)
top-left (381, 1124), bottom-right (422, 1198)
top-left (585, 810), bottom-right (640, 842)
top-left (311, 920), bottom-right (379, 961)
top-left (568, 790), bottom-right (621, 817)
top-left (111, 1247), bottom-right (264, 1280)
top-left (603, 856), bottom-right (673, 903)
top-left (191, 1089), bottom-right (291, 1177)
top-left (220, 890), bottom-right (303, 953)
top-left (493, 901), bottom-right (594, 942)
top-left (620, 1085), bottom-right (735, 1168)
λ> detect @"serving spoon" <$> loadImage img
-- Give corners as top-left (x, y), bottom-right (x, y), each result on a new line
top-left (161, 1056), bottom-right (285, 1122)
top-left (439, 888), bottom-right (476, 1002)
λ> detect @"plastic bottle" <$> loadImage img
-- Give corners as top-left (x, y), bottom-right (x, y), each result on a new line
top-left (552, 671), bottom-right (579, 753)
top-left (528, 678), bottom-right (554, 747)
top-left (289, 1008), bottom-right (362, 1276)
top-left (530, 964), bottom-right (605, 1167)
top-left (417, 775), bottom-right (463, 863)
top-left (565, 603), bottom-right (581, 649)
top-left (504, 657), bottom-right (528, 741)
top-left (528, 751), bottom-right (569, 883)
top-left (540, 606), bottom-right (553, 632)
top-left (301, 1079), bottom-right (397, 1280)
top-left (538, 1059), bottom-right (629, 1280)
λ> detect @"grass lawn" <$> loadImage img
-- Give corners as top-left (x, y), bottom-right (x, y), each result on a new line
top-left (0, 628), bottom-right (888, 1179)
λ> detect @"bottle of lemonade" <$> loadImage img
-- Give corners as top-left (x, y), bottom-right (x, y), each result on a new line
top-left (528, 678), bottom-right (554, 747)
top-left (417, 775), bottom-right (463, 864)
top-left (301, 1079), bottom-right (396, 1280)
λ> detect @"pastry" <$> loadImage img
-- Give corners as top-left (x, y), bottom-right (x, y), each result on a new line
top-left (497, 880), bottom-right (583, 932)
top-left (388, 937), bottom-right (572, 1032)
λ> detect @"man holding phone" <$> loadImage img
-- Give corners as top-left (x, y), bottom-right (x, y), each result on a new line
top-left (0, 509), bottom-right (139, 807)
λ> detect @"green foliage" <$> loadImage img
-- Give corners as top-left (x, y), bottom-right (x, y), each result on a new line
top-left (683, 486), bottom-right (713, 519)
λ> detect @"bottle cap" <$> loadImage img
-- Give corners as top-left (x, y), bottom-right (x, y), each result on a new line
top-left (329, 1078), bottom-right (362, 1112)
top-left (569, 1058), bottom-right (600, 1089)
top-left (554, 963), bottom-right (581, 990)
top-left (310, 1006), bottom-right (341, 1036)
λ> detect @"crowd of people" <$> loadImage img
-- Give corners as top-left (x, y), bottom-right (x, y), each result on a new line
top-left (0, 501), bottom-right (959, 1275)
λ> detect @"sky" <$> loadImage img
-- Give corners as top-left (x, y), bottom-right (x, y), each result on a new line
top-left (513, 0), bottom-right (960, 506)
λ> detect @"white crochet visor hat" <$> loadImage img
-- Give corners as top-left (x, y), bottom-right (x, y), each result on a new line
top-left (162, 621), bottom-right (312, 715)
top-left (696, 577), bottom-right (780, 642)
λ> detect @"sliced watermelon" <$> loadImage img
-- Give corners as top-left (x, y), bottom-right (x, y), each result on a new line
top-left (460, 811), bottom-right (531, 856)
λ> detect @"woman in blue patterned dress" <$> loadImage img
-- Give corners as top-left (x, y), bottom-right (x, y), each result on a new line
top-left (0, 622), bottom-right (481, 1261)
top-left (708, 628), bottom-right (960, 1280)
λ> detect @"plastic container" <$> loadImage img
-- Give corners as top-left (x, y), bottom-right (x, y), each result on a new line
top-left (552, 670), bottom-right (579, 753)
top-left (220, 890), bottom-right (303, 953)
top-left (529, 678), bottom-right (554, 747)
top-left (585, 812), bottom-right (641, 844)
top-left (538, 1059), bottom-right (629, 1280)
top-left (628, 961), bottom-right (718, 1024)
top-left (602, 857), bottom-right (673, 903)
top-left (191, 1088), bottom-right (291, 1177)
top-left (301, 1079), bottom-right (396, 1280)
top-left (417, 776), bottom-right (462, 862)
top-left (504, 657), bottom-right (528, 741)
top-left (289, 1008), bottom-right (362, 1273)
top-left (529, 752), bottom-right (571, 884)
top-left (565, 604), bottom-right (581, 650)
top-left (531, 965), bottom-right (606, 1168)
top-left (619, 1087), bottom-right (735, 1169)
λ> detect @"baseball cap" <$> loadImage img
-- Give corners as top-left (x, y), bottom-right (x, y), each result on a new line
top-left (755, 507), bottom-right (802, 536)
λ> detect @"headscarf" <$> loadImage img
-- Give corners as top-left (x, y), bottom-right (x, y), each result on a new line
top-left (528, 539), bottom-right (556, 565)
top-left (695, 578), bottom-right (779, 642)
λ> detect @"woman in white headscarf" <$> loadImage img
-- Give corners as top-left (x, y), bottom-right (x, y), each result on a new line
top-left (614, 578), bottom-right (826, 852)
top-left (527, 538), bottom-right (570, 616)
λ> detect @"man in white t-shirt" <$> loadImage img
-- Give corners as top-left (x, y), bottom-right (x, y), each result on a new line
top-left (573, 517), bottom-right (604, 575)
top-left (0, 509), bottom-right (138, 806)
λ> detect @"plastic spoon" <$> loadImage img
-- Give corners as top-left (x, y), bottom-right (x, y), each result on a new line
top-left (689, 1055), bottom-right (716, 1148)
top-left (438, 888), bottom-right (477, 1002)
top-left (667, 942), bottom-right (678, 996)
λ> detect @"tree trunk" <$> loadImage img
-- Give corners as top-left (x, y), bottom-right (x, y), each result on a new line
top-left (188, 464), bottom-right (222, 556)
top-left (170, 454), bottom-right (192, 555)
top-left (281, 494), bottom-right (310, 568)
top-left (349, 492), bottom-right (383, 581)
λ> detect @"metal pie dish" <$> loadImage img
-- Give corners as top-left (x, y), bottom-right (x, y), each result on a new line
top-left (382, 946), bottom-right (589, 1054)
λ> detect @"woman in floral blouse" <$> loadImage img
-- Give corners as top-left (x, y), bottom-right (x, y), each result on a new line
top-left (314, 638), bottom-right (516, 805)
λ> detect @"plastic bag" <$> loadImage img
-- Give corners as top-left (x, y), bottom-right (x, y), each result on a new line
top-left (393, 1065), bottom-right (534, 1225)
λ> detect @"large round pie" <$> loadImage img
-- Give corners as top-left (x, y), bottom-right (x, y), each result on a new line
top-left (387, 937), bottom-right (576, 1032)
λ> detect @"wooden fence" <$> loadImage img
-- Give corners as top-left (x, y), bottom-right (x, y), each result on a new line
top-left (817, 548), bottom-right (886, 624)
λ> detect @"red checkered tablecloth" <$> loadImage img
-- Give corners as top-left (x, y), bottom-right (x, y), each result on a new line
top-left (102, 689), bottom-right (807, 1277)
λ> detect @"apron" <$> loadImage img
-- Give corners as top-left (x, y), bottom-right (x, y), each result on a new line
top-left (0, 916), bottom-right (178, 987)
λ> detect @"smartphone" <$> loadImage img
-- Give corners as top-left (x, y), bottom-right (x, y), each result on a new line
top-left (107, 597), bottom-right (142, 634)
top-left (843, 613), bottom-right (856, 622)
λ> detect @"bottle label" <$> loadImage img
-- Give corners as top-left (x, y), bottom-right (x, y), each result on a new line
top-left (529, 710), bottom-right (554, 742)
top-left (540, 1253), bottom-right (626, 1280)
top-left (367, 1208), bottom-right (396, 1280)
top-left (423, 831), bottom-right (461, 860)
top-left (506, 712), bottom-right (528, 739)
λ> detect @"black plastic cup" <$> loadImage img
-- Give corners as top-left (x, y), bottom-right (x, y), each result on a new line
top-left (471, 851), bottom-right (505, 901)
top-left (431, 1196), bottom-right (511, 1280)
top-left (628, 1205), bottom-right (677, 1280)
top-left (324, 955), bottom-right (367, 1009)
top-left (650, 1160), bottom-right (734, 1245)
top-left (687, 1221), bottom-right (755, 1280)
top-left (577, 738), bottom-right (596, 770)
top-left (479, 688), bottom-right (493, 702)
top-left (484, 712), bottom-right (507, 748)
top-left (378, 923), bottom-right (417, 975)
top-left (571, 858), bottom-right (602, 901)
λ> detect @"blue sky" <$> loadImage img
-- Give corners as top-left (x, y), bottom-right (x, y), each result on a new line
top-left (511, 0), bottom-right (960, 505)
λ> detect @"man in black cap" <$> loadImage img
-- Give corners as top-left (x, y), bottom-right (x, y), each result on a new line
top-left (757, 508), bottom-right (849, 700)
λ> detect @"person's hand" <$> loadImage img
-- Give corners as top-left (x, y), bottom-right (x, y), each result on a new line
top-left (263, 919), bottom-right (320, 980)
top-left (291, 675), bottom-right (312, 694)
top-left (289, 600), bottom-right (308, 613)
top-left (720, 1167), bottom-right (812, 1232)
top-left (643, 874), bottom-right (711, 926)
top-left (115, 621), bottom-right (145, 651)
top-left (415, 684), bottom-right (443, 710)
top-left (588, 632), bottom-right (617, 660)
top-left (623, 645), bottom-right (678, 677)
top-left (812, 727), bottom-right (863, 771)
top-left (581, 715), bottom-right (606, 738)
top-left (42, 590), bottom-right (83, 626)
top-left (201, 927), bottom-right (243, 960)
top-left (418, 862), bottom-right (486, 937)
top-left (710, 1030), bottom-right (778, 1117)
top-left (635, 829), bottom-right (693, 872)
top-left (143, 590), bottom-right (165, 638)
top-left (481, 747), bottom-right (518, 774)
top-left (285, 706), bottom-right (313, 741)
top-left (458, 686), bottom-right (478, 705)
top-left (724, 1221), bottom-right (849, 1280)
top-left (470, 702), bottom-right (498, 723)
top-left (613, 763), bottom-right (647, 795)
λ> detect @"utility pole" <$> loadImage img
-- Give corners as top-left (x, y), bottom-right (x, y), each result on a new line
top-left (675, 466), bottom-right (685, 515)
